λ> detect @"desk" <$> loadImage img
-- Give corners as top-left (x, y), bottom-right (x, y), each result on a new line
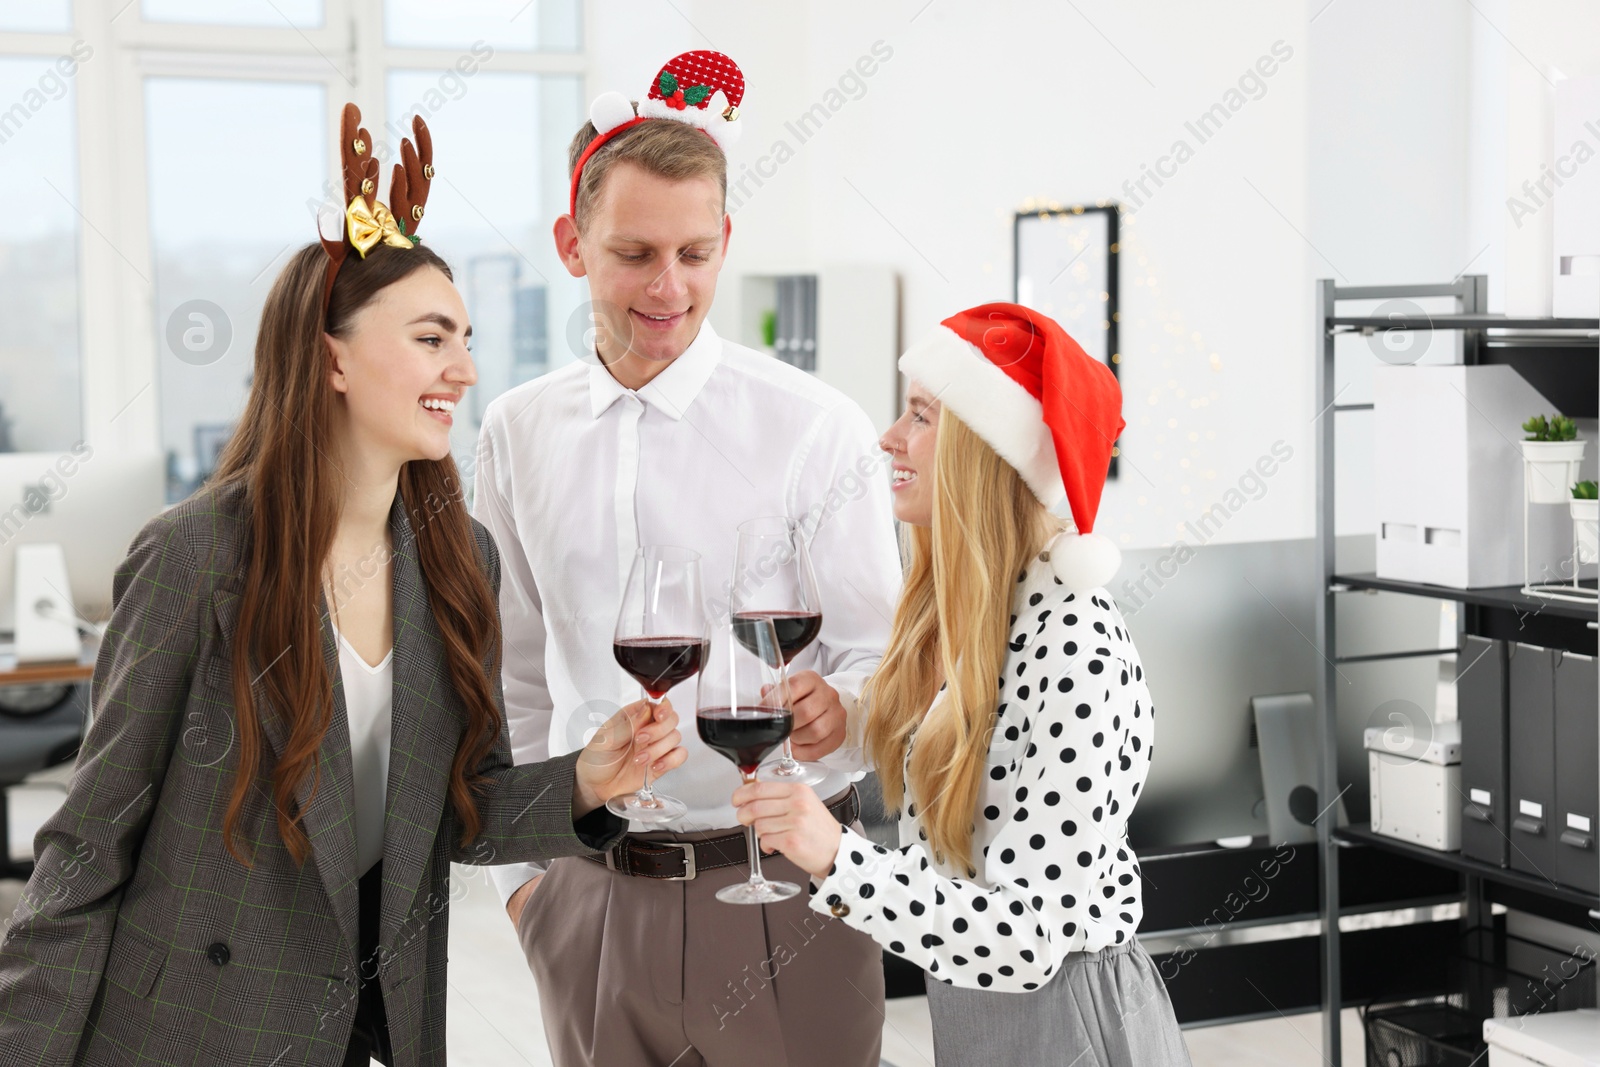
top-left (0, 641), bottom-right (97, 880)
top-left (0, 644), bottom-right (98, 688)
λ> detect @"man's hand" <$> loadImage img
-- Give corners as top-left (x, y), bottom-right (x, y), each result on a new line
top-left (779, 670), bottom-right (847, 761)
top-left (573, 697), bottom-right (686, 817)
top-left (506, 873), bottom-right (544, 926)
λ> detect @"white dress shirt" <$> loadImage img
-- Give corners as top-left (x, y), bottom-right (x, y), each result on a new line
top-left (331, 620), bottom-right (393, 876)
top-left (474, 322), bottom-right (902, 903)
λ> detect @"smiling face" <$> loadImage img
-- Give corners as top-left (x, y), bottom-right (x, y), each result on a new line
top-left (554, 160), bottom-right (730, 387)
top-left (324, 265), bottom-right (476, 469)
top-left (879, 381), bottom-right (941, 527)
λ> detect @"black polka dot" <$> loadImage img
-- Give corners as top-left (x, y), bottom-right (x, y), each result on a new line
top-left (990, 766), bottom-right (1006, 781)
top-left (1062, 820), bottom-right (1077, 836)
top-left (1029, 592), bottom-right (1043, 606)
top-left (1060, 748), bottom-right (1076, 763)
top-left (1029, 834), bottom-right (1045, 850)
top-left (1088, 660), bottom-right (1104, 675)
top-left (973, 897), bottom-right (988, 912)
top-left (978, 973), bottom-right (993, 987)
top-left (1009, 900), bottom-right (1025, 916)
top-left (984, 805), bottom-right (1001, 821)
top-left (1045, 864), bottom-right (1061, 880)
top-left (999, 848), bottom-right (1015, 864)
top-left (890, 940), bottom-right (904, 953)
top-left (1075, 703), bottom-right (1092, 719)
top-left (1057, 678), bottom-right (1073, 693)
top-left (859, 884), bottom-right (875, 899)
top-left (1044, 791), bottom-right (1060, 806)
top-left (1076, 777), bottom-right (1092, 792)
top-left (996, 921), bottom-right (1012, 936)
top-left (908, 900), bottom-right (924, 916)
top-left (921, 933), bottom-right (944, 948)
top-left (953, 917), bottom-right (968, 933)
top-left (1077, 851), bottom-right (1093, 867)
top-left (1064, 641), bottom-right (1078, 656)
top-left (975, 945), bottom-right (991, 957)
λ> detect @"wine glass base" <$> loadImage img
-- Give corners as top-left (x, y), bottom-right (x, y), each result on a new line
top-left (757, 759), bottom-right (828, 786)
top-left (716, 877), bottom-right (801, 905)
top-left (606, 793), bottom-right (687, 824)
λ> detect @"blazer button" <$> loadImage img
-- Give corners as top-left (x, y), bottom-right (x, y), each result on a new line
top-left (206, 942), bottom-right (231, 967)
top-left (830, 901), bottom-right (851, 919)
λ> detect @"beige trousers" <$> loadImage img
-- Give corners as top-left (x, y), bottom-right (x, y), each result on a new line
top-left (515, 819), bottom-right (885, 1067)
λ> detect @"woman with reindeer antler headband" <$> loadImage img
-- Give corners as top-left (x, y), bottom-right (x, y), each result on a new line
top-left (0, 103), bottom-right (687, 1067)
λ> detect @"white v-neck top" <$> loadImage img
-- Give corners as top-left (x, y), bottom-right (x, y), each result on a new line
top-left (331, 620), bottom-right (393, 876)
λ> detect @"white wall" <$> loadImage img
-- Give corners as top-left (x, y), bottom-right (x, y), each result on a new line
top-left (586, 0), bottom-right (1600, 553)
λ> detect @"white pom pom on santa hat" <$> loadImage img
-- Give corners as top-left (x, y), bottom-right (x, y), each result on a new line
top-left (590, 91), bottom-right (636, 136)
top-left (1045, 530), bottom-right (1122, 592)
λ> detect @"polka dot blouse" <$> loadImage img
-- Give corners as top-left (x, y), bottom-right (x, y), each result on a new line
top-left (809, 551), bottom-right (1155, 992)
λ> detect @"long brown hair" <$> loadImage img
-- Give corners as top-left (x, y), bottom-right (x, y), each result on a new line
top-left (209, 242), bottom-right (502, 866)
top-left (864, 411), bottom-right (1062, 874)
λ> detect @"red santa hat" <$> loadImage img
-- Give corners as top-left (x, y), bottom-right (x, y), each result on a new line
top-left (571, 50), bottom-right (745, 217)
top-left (898, 303), bottom-right (1125, 591)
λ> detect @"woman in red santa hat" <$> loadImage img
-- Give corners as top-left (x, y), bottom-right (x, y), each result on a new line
top-left (732, 303), bottom-right (1192, 1065)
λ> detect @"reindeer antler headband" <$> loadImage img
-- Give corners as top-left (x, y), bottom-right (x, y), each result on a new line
top-left (318, 102), bottom-right (434, 311)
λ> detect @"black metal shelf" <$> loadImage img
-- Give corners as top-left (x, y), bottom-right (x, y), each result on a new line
top-left (1336, 823), bottom-right (1600, 913)
top-left (1330, 314), bottom-right (1599, 331)
top-left (1332, 572), bottom-right (1599, 621)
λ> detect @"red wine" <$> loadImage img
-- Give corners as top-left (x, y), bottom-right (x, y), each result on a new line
top-left (731, 611), bottom-right (823, 665)
top-left (613, 636), bottom-right (708, 698)
top-left (697, 706), bottom-right (793, 773)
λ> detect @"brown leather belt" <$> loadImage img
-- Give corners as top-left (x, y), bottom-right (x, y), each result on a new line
top-left (583, 786), bottom-right (860, 881)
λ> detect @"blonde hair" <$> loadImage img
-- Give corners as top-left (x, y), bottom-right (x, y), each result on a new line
top-left (567, 105), bottom-right (727, 226)
top-left (864, 411), bottom-right (1063, 874)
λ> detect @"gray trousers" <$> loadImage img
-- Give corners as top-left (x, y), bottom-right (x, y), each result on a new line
top-left (926, 939), bottom-right (1193, 1066)
top-left (515, 823), bottom-right (884, 1067)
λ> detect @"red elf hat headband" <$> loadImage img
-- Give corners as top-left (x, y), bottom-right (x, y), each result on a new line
top-left (569, 49), bottom-right (745, 218)
top-left (317, 102), bottom-right (434, 313)
top-left (898, 303), bottom-right (1127, 591)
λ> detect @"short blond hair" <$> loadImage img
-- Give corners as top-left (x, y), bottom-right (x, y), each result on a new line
top-left (567, 104), bottom-right (727, 226)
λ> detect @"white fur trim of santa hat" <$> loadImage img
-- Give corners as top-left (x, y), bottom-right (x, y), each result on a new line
top-left (898, 325), bottom-right (1067, 509)
top-left (636, 94), bottom-right (742, 150)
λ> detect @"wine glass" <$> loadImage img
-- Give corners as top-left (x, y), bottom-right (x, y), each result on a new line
top-left (608, 545), bottom-right (705, 823)
top-left (730, 516), bottom-right (828, 786)
top-left (699, 614), bottom-right (801, 905)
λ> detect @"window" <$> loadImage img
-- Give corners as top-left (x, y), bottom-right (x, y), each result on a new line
top-left (386, 68), bottom-right (584, 481)
top-left (146, 78), bottom-right (326, 496)
top-left (0, 52), bottom-right (84, 453)
top-left (12, 1), bottom-right (588, 500)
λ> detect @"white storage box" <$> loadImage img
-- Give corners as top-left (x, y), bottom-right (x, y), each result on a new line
top-left (1485, 1008), bottom-right (1600, 1067)
top-left (1367, 719), bottom-right (1462, 851)
top-left (1374, 365), bottom-right (1585, 589)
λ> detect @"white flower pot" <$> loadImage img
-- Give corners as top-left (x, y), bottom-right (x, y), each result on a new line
top-left (1522, 439), bottom-right (1586, 504)
top-left (1572, 497), bottom-right (1599, 564)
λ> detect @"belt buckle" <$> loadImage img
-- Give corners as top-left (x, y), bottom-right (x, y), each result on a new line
top-left (663, 840), bottom-right (697, 881)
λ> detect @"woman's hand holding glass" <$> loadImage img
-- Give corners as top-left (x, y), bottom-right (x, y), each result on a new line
top-left (573, 698), bottom-right (686, 818)
top-left (730, 780), bottom-right (843, 881)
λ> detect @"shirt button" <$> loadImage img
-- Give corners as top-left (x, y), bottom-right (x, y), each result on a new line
top-left (830, 901), bottom-right (851, 918)
top-left (206, 942), bottom-right (231, 967)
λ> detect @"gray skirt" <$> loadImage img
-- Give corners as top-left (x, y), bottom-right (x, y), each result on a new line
top-left (924, 939), bottom-right (1193, 1066)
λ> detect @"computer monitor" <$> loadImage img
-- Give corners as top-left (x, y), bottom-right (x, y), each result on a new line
top-left (0, 451), bottom-right (167, 635)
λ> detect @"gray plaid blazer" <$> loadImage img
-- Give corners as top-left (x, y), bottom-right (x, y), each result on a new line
top-left (0, 479), bottom-right (624, 1066)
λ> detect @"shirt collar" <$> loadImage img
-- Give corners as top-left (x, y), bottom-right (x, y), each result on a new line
top-left (587, 320), bottom-right (722, 422)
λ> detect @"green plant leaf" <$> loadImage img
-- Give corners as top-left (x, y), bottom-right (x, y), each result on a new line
top-left (1575, 480), bottom-right (1599, 500)
top-left (682, 84), bottom-right (711, 106)
top-left (658, 71), bottom-right (678, 96)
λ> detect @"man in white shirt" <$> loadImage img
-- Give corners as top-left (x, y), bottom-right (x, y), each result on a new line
top-left (472, 69), bottom-right (901, 1066)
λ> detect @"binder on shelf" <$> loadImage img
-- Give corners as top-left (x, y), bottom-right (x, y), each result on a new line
top-left (1508, 642), bottom-right (1561, 882)
top-left (1554, 650), bottom-right (1599, 895)
top-left (1459, 636), bottom-right (1510, 867)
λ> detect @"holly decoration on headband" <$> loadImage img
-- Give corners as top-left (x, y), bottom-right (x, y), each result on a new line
top-left (658, 71), bottom-right (712, 110)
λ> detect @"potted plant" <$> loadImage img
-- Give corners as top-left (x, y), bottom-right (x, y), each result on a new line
top-left (1522, 414), bottom-right (1585, 504)
top-left (1573, 480), bottom-right (1599, 564)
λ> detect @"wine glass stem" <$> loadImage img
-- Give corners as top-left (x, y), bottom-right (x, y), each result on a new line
top-left (636, 693), bottom-right (662, 806)
top-left (777, 664), bottom-right (799, 768)
top-left (741, 771), bottom-right (767, 883)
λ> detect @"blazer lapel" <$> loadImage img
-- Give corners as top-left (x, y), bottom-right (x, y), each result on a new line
top-left (209, 582), bottom-right (362, 963)
top-left (378, 491), bottom-right (462, 948)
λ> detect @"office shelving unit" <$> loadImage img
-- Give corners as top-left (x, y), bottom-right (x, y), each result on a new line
top-left (1314, 276), bottom-right (1600, 1062)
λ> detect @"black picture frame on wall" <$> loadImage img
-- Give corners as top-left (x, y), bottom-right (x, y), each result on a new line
top-left (1013, 202), bottom-right (1121, 480)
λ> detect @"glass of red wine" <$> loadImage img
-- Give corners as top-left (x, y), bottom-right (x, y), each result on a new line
top-left (731, 516), bottom-right (828, 786)
top-left (698, 614), bottom-right (801, 905)
top-left (608, 545), bottom-right (706, 824)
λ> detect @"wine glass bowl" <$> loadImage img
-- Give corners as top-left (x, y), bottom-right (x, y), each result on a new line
top-left (698, 614), bottom-right (801, 905)
top-left (608, 545), bottom-right (704, 824)
top-left (730, 516), bottom-right (829, 786)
